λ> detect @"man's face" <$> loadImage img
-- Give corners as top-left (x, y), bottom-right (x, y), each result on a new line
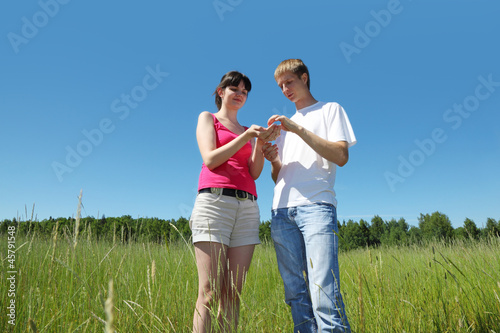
top-left (276, 72), bottom-right (308, 103)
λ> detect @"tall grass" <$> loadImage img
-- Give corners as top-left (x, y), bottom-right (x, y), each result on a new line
top-left (1, 228), bottom-right (499, 332)
top-left (341, 239), bottom-right (500, 332)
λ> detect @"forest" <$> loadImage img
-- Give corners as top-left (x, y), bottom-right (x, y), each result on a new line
top-left (1, 211), bottom-right (499, 251)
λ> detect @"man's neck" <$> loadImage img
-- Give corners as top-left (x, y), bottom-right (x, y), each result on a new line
top-left (295, 94), bottom-right (318, 110)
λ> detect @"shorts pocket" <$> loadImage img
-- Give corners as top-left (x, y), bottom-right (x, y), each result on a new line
top-left (196, 191), bottom-right (222, 204)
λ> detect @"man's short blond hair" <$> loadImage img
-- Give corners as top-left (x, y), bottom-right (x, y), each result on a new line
top-left (274, 59), bottom-right (310, 90)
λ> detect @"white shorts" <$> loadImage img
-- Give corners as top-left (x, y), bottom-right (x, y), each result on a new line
top-left (189, 191), bottom-right (261, 247)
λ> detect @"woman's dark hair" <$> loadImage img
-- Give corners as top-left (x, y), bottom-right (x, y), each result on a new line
top-left (213, 71), bottom-right (252, 110)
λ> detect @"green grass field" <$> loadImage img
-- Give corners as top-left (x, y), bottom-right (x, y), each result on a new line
top-left (1, 229), bottom-right (499, 332)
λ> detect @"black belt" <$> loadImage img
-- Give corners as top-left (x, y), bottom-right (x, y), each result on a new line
top-left (199, 188), bottom-right (257, 201)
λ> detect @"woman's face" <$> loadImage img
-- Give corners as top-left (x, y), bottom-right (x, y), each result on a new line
top-left (219, 80), bottom-right (248, 109)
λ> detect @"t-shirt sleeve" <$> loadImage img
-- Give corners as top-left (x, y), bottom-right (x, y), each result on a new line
top-left (327, 103), bottom-right (357, 147)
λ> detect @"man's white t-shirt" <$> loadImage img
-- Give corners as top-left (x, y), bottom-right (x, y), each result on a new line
top-left (272, 101), bottom-right (357, 210)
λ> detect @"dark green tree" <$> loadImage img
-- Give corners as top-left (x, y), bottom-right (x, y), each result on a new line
top-left (484, 218), bottom-right (499, 237)
top-left (338, 220), bottom-right (345, 240)
top-left (342, 220), bottom-right (366, 250)
top-left (408, 226), bottom-right (422, 243)
top-left (453, 227), bottom-right (467, 240)
top-left (382, 218), bottom-right (410, 246)
top-left (172, 217), bottom-right (191, 241)
top-left (463, 218), bottom-right (479, 240)
top-left (418, 211), bottom-right (454, 241)
top-left (358, 219), bottom-right (371, 247)
top-left (370, 215), bottom-right (385, 246)
top-left (259, 220), bottom-right (272, 243)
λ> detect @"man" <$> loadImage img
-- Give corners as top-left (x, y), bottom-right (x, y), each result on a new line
top-left (263, 59), bottom-right (356, 333)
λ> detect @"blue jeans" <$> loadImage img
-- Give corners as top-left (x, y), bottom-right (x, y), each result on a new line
top-left (271, 204), bottom-right (350, 333)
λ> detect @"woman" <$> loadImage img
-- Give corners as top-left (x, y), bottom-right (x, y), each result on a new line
top-left (190, 71), bottom-right (279, 332)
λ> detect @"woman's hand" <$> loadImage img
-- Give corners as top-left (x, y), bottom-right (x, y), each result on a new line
top-left (245, 125), bottom-right (267, 139)
top-left (256, 124), bottom-right (281, 143)
top-left (262, 124), bottom-right (281, 142)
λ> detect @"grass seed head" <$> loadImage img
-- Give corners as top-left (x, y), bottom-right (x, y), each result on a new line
top-left (105, 280), bottom-right (114, 333)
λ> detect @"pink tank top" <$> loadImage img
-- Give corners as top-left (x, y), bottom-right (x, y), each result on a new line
top-left (198, 114), bottom-right (257, 197)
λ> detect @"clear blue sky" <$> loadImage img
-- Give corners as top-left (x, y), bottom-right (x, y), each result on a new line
top-left (2, 0), bottom-right (499, 228)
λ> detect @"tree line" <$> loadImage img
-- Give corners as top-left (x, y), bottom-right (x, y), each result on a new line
top-left (335, 212), bottom-right (499, 251)
top-left (1, 211), bottom-right (499, 251)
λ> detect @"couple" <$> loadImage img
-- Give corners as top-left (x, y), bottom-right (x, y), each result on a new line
top-left (189, 59), bottom-right (357, 333)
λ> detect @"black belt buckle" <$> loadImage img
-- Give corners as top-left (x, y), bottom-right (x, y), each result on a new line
top-left (235, 190), bottom-right (248, 200)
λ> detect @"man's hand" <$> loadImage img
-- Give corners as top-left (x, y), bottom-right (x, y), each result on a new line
top-left (262, 142), bottom-right (279, 163)
top-left (267, 114), bottom-right (349, 166)
top-left (262, 141), bottom-right (281, 183)
top-left (267, 115), bottom-right (301, 133)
